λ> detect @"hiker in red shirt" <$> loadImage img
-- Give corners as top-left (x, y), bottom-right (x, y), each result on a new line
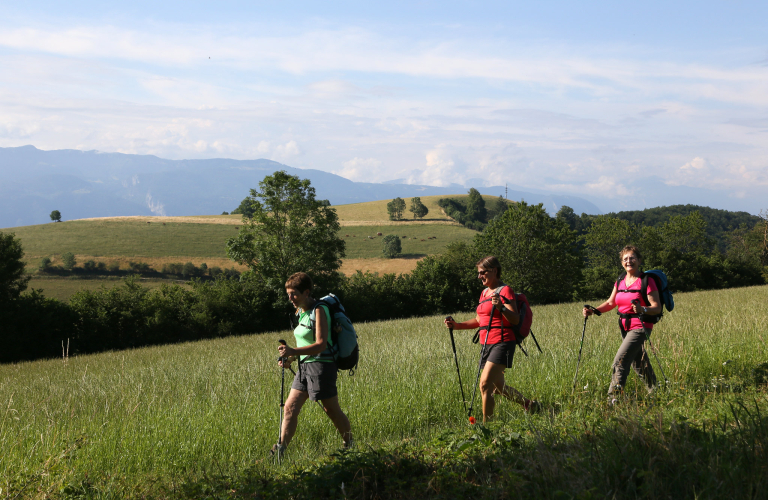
top-left (445, 256), bottom-right (540, 422)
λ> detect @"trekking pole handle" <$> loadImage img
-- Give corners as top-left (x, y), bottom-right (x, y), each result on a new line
top-left (584, 304), bottom-right (601, 316)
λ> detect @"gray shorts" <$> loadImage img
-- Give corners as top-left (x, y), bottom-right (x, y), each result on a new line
top-left (291, 361), bottom-right (338, 401)
top-left (480, 341), bottom-right (516, 370)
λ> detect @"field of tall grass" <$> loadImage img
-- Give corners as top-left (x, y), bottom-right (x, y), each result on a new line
top-left (2, 285), bottom-right (767, 498)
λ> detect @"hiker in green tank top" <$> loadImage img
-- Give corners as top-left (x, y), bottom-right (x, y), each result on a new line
top-left (273, 272), bottom-right (353, 456)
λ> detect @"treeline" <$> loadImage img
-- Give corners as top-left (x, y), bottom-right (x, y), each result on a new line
top-left (4, 203), bottom-right (766, 364)
top-left (2, 168), bottom-right (766, 364)
top-left (556, 204), bottom-right (761, 251)
top-left (38, 257), bottom-right (240, 280)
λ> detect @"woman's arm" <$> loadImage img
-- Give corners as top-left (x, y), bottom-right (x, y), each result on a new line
top-left (583, 285), bottom-right (618, 317)
top-left (494, 292), bottom-right (519, 325)
top-left (632, 289), bottom-right (661, 316)
top-left (445, 316), bottom-right (480, 330)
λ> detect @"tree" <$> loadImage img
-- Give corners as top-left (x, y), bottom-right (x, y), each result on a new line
top-left (50, 210), bottom-right (62, 222)
top-left (382, 234), bottom-right (402, 258)
top-left (486, 196), bottom-right (509, 220)
top-left (409, 197), bottom-right (429, 219)
top-left (474, 201), bottom-right (582, 304)
top-left (387, 197), bottom-right (406, 221)
top-left (465, 188), bottom-right (487, 223)
top-left (61, 252), bottom-right (77, 270)
top-left (231, 197), bottom-right (257, 218)
top-left (225, 171), bottom-right (345, 292)
top-left (0, 232), bottom-right (30, 301)
top-left (580, 216), bottom-right (638, 298)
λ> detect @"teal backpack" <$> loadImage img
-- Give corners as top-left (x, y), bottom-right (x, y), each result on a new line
top-left (308, 294), bottom-right (359, 374)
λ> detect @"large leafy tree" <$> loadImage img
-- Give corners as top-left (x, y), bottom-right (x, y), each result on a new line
top-left (387, 197), bottom-right (406, 221)
top-left (465, 188), bottom-right (487, 223)
top-left (0, 232), bottom-right (30, 302)
top-left (409, 197), bottom-right (429, 219)
top-left (474, 202), bottom-right (582, 304)
top-left (226, 171), bottom-right (345, 292)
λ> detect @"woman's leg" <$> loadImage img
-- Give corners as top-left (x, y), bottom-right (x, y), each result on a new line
top-left (280, 388), bottom-right (308, 448)
top-left (608, 329), bottom-right (647, 398)
top-left (320, 395), bottom-right (352, 445)
top-left (479, 361), bottom-right (529, 422)
top-left (630, 334), bottom-right (657, 390)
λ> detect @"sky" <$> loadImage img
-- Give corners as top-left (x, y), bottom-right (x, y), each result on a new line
top-left (1, 0), bottom-right (767, 214)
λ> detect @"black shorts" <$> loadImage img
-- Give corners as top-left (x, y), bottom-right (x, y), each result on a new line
top-left (291, 361), bottom-right (338, 401)
top-left (480, 341), bottom-right (516, 370)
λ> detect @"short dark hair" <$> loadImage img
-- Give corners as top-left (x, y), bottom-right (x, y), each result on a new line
top-left (620, 245), bottom-right (642, 261)
top-left (285, 272), bottom-right (313, 293)
top-left (476, 256), bottom-right (502, 278)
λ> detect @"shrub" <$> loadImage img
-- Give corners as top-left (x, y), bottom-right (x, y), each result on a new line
top-left (83, 260), bottom-right (97, 271)
top-left (382, 234), bottom-right (402, 258)
top-left (61, 252), bottom-right (76, 270)
top-left (108, 262), bottom-right (121, 273)
top-left (39, 256), bottom-right (52, 272)
top-left (182, 262), bottom-right (198, 277)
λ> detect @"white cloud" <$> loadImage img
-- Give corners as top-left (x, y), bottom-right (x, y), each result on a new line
top-left (337, 157), bottom-right (382, 182)
top-left (271, 140), bottom-right (301, 162)
top-left (407, 149), bottom-right (458, 187)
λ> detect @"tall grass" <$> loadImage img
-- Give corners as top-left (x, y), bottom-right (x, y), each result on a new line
top-left (1, 285), bottom-right (767, 497)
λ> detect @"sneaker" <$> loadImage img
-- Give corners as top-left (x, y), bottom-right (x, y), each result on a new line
top-left (270, 443), bottom-right (286, 460)
top-left (523, 400), bottom-right (542, 414)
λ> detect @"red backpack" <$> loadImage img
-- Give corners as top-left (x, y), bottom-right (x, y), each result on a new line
top-left (476, 285), bottom-right (541, 355)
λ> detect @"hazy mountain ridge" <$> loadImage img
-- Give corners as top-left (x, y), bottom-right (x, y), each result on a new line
top-left (0, 146), bottom-right (603, 228)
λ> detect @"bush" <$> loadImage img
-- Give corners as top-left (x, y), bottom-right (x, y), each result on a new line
top-left (39, 256), bottom-right (52, 272)
top-left (83, 260), bottom-right (97, 271)
top-left (61, 252), bottom-right (76, 270)
top-left (182, 262), bottom-right (198, 277)
top-left (382, 234), bottom-right (402, 258)
top-left (0, 232), bottom-right (30, 300)
top-left (108, 262), bottom-right (121, 273)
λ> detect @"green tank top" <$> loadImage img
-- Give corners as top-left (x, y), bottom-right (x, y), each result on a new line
top-left (294, 303), bottom-right (333, 363)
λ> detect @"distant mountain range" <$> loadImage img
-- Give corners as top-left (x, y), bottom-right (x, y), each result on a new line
top-left (0, 145), bottom-right (602, 228)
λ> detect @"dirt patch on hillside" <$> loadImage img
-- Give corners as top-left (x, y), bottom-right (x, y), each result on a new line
top-left (340, 257), bottom-right (423, 276)
top-left (74, 216), bottom-right (242, 225)
top-left (73, 215), bottom-right (460, 227)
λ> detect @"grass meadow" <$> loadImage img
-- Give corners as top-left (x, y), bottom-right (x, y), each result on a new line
top-left (2, 285), bottom-right (767, 498)
top-left (7, 219), bottom-right (475, 268)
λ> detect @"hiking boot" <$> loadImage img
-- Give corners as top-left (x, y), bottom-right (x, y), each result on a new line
top-left (524, 400), bottom-right (542, 414)
top-left (270, 443), bottom-right (286, 460)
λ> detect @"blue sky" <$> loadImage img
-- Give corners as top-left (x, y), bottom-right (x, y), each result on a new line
top-left (1, 1), bottom-right (767, 213)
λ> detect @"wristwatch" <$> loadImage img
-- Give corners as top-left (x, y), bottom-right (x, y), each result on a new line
top-left (642, 306), bottom-right (648, 314)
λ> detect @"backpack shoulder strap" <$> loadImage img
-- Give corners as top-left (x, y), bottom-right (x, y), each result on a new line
top-left (640, 272), bottom-right (649, 307)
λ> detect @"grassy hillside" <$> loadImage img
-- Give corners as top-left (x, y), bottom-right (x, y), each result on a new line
top-left (5, 197), bottom-right (479, 272)
top-left (2, 285), bottom-right (767, 498)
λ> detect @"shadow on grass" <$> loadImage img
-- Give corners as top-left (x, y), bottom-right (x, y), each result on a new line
top-left (172, 397), bottom-right (768, 500)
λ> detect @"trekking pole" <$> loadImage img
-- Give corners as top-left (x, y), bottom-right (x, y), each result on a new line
top-left (445, 316), bottom-right (468, 415)
top-left (468, 306), bottom-right (495, 421)
top-left (573, 305), bottom-right (600, 392)
top-left (277, 339), bottom-right (287, 456)
top-left (632, 300), bottom-right (669, 385)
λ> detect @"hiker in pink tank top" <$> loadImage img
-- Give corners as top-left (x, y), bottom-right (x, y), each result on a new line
top-left (582, 245), bottom-right (661, 403)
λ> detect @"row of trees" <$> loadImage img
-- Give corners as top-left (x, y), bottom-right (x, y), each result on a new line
top-left (438, 189), bottom-right (509, 230)
top-left (386, 197), bottom-right (429, 221)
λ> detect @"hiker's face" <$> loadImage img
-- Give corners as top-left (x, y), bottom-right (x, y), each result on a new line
top-left (286, 288), bottom-right (311, 309)
top-left (477, 266), bottom-right (498, 287)
top-left (621, 252), bottom-right (640, 273)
